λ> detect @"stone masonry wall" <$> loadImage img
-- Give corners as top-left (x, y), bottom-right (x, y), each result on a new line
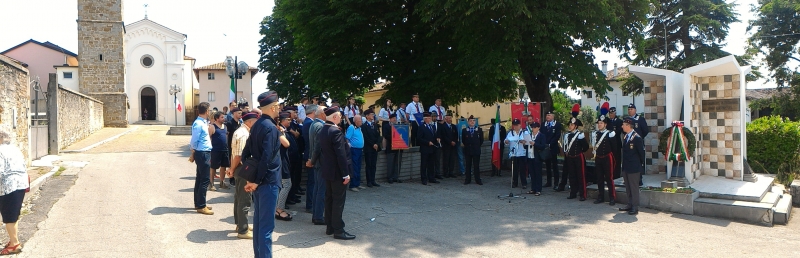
top-left (57, 86), bottom-right (104, 150)
top-left (691, 74), bottom-right (743, 179)
top-left (642, 79), bottom-right (668, 174)
top-left (0, 56), bottom-right (31, 164)
top-left (77, 0), bottom-right (127, 127)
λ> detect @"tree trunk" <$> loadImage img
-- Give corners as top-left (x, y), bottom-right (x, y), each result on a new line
top-left (522, 71), bottom-right (553, 116)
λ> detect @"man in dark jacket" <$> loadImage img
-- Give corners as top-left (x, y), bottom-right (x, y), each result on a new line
top-left (462, 115), bottom-right (484, 185)
top-left (563, 117), bottom-right (589, 201)
top-left (241, 91), bottom-right (282, 257)
top-left (362, 110), bottom-right (382, 187)
top-left (607, 107), bottom-right (624, 179)
top-left (285, 106), bottom-right (304, 204)
top-left (440, 114), bottom-right (458, 178)
top-left (543, 111), bottom-right (564, 190)
top-left (302, 105), bottom-right (319, 212)
top-left (489, 118), bottom-right (506, 176)
top-left (317, 106), bottom-right (356, 240)
top-left (417, 112), bottom-right (440, 185)
top-left (383, 114), bottom-right (402, 183)
top-left (620, 118), bottom-right (645, 215)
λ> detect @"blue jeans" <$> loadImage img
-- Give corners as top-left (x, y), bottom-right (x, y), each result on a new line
top-left (305, 167), bottom-right (314, 211)
top-left (253, 183), bottom-right (279, 258)
top-left (312, 167), bottom-right (326, 221)
top-left (193, 151), bottom-right (211, 209)
top-left (350, 148), bottom-right (363, 188)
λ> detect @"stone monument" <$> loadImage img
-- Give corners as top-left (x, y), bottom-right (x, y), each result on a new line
top-left (77, 0), bottom-right (128, 127)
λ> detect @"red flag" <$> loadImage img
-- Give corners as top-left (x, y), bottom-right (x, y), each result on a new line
top-left (177, 103), bottom-right (182, 112)
top-left (391, 124), bottom-right (409, 150)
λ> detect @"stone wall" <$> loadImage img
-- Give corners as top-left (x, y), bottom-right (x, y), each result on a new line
top-left (57, 86), bottom-right (104, 149)
top-left (77, 0), bottom-right (127, 127)
top-left (642, 79), bottom-right (668, 174)
top-left (356, 143), bottom-right (496, 182)
top-left (0, 55), bottom-right (31, 163)
top-left (691, 74), bottom-right (744, 179)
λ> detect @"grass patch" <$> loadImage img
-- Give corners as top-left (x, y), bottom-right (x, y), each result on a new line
top-left (55, 166), bottom-right (66, 177)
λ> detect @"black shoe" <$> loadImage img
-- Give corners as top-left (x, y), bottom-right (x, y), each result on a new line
top-left (326, 228), bottom-right (333, 235)
top-left (464, 182), bottom-right (471, 185)
top-left (554, 187), bottom-right (565, 192)
top-left (372, 183), bottom-right (381, 187)
top-left (396, 179), bottom-right (403, 183)
top-left (543, 183), bottom-right (552, 187)
top-left (628, 209), bottom-right (639, 215)
top-left (333, 232), bottom-right (356, 240)
top-left (286, 200), bottom-right (297, 205)
top-left (512, 185), bottom-right (517, 188)
top-left (366, 183), bottom-right (373, 187)
top-left (299, 187), bottom-right (306, 192)
top-left (388, 181), bottom-right (394, 184)
top-left (297, 190), bottom-right (306, 195)
top-left (435, 176), bottom-right (444, 180)
top-left (312, 220), bottom-right (326, 225)
top-left (292, 198), bottom-right (302, 203)
top-left (619, 207), bottom-right (631, 212)
top-left (490, 174), bottom-right (495, 177)
top-left (609, 200), bottom-right (616, 206)
top-left (431, 180), bottom-right (440, 184)
top-left (579, 197), bottom-right (586, 201)
top-left (476, 181), bottom-right (483, 185)
top-left (567, 195), bottom-right (577, 199)
top-left (593, 199), bottom-right (604, 204)
top-left (422, 182), bottom-right (428, 185)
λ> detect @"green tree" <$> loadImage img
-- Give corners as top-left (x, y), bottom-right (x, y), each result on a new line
top-left (257, 8), bottom-right (307, 104)
top-left (748, 0), bottom-right (800, 116)
top-left (420, 0), bottom-right (651, 114)
top-left (275, 0), bottom-right (519, 109)
top-left (629, 0), bottom-right (740, 71)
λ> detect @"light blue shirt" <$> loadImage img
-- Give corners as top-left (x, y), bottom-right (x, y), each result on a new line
top-left (345, 124), bottom-right (365, 149)
top-left (190, 117), bottom-right (213, 151)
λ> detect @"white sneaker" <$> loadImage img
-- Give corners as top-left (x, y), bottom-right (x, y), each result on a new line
top-left (358, 186), bottom-right (367, 189)
top-left (349, 188), bottom-right (359, 192)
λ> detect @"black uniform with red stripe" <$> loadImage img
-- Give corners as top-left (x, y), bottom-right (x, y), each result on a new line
top-left (563, 130), bottom-right (589, 199)
top-left (593, 130), bottom-right (617, 202)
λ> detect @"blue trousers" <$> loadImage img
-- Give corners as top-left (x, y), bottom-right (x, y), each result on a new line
top-left (253, 184), bottom-right (279, 258)
top-left (305, 167), bottom-right (314, 211)
top-left (457, 145), bottom-right (465, 175)
top-left (350, 148), bottom-right (363, 188)
top-left (312, 167), bottom-right (326, 221)
top-left (528, 158), bottom-right (543, 193)
top-left (193, 151), bottom-right (211, 209)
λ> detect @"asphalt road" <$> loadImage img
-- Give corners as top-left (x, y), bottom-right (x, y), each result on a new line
top-left (17, 126), bottom-right (800, 257)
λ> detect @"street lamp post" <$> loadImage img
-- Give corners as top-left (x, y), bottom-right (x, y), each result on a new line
top-left (225, 56), bottom-right (249, 105)
top-left (169, 84), bottom-right (181, 126)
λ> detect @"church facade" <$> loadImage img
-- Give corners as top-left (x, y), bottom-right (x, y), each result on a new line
top-left (124, 18), bottom-right (195, 126)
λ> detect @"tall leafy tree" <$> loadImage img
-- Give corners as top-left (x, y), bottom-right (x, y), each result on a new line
top-left (748, 0), bottom-right (800, 119)
top-left (257, 6), bottom-right (307, 104)
top-left (274, 0), bottom-right (518, 108)
top-left (419, 0), bottom-right (651, 113)
top-left (629, 0), bottom-right (740, 71)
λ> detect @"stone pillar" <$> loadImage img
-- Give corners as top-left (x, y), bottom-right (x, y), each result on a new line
top-left (47, 73), bottom-right (59, 155)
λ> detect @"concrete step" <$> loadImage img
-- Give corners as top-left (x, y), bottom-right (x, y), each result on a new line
top-left (697, 178), bottom-right (773, 203)
top-left (167, 126), bottom-right (192, 135)
top-left (773, 194), bottom-right (792, 225)
top-left (694, 196), bottom-right (777, 226)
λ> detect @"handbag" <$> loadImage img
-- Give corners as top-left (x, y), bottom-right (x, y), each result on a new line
top-left (238, 157), bottom-right (260, 184)
top-left (539, 145), bottom-right (551, 161)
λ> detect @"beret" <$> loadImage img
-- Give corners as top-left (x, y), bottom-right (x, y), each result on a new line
top-left (257, 91), bottom-right (279, 107)
top-left (283, 105), bottom-right (297, 112)
top-left (324, 106), bottom-right (340, 116)
top-left (422, 112), bottom-right (431, 117)
top-left (623, 118), bottom-right (635, 125)
top-left (279, 112), bottom-right (291, 119)
top-left (242, 112), bottom-right (259, 121)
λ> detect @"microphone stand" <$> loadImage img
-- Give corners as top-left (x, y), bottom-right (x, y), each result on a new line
top-left (498, 137), bottom-right (526, 202)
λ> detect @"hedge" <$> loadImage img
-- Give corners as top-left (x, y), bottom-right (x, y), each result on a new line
top-left (746, 116), bottom-right (800, 174)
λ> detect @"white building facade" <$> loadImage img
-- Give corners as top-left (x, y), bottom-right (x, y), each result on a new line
top-left (581, 63), bottom-right (645, 114)
top-left (124, 18), bottom-right (193, 125)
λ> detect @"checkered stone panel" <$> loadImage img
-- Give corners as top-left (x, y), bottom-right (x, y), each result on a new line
top-left (691, 75), bottom-right (743, 179)
top-left (642, 79), bottom-right (667, 174)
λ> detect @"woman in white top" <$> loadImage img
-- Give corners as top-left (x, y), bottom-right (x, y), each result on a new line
top-left (0, 131), bottom-right (28, 255)
top-left (504, 119), bottom-right (529, 189)
top-left (344, 97), bottom-right (360, 123)
top-left (378, 99), bottom-right (393, 124)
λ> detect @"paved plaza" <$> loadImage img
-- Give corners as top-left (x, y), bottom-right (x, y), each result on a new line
top-left (16, 126), bottom-right (800, 257)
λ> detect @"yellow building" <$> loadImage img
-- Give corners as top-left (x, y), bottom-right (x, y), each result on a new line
top-left (363, 81), bottom-right (526, 127)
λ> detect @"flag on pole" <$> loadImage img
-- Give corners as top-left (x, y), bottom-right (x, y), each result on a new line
top-left (174, 94), bottom-right (183, 112)
top-left (229, 77), bottom-right (236, 102)
top-left (492, 105), bottom-right (501, 169)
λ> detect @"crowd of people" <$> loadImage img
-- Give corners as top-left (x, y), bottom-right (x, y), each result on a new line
top-left (188, 91), bottom-right (651, 257)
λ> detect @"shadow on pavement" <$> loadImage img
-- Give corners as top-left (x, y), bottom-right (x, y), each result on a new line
top-left (670, 213), bottom-right (731, 227)
top-left (186, 229), bottom-right (235, 243)
top-left (149, 207), bottom-right (195, 215)
top-left (178, 188), bottom-right (195, 192)
top-left (608, 213), bottom-right (639, 223)
top-left (180, 176), bottom-right (196, 180)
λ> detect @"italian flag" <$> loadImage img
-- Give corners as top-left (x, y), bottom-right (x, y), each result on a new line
top-left (491, 105), bottom-right (501, 169)
top-left (229, 77), bottom-right (236, 103)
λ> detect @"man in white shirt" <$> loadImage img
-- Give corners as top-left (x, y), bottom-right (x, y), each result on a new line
top-left (428, 99), bottom-right (445, 122)
top-left (395, 103), bottom-right (407, 124)
top-left (504, 119), bottom-right (530, 189)
top-left (405, 94), bottom-right (422, 146)
top-left (297, 97), bottom-right (308, 122)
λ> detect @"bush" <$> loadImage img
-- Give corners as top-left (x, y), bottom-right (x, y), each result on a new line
top-left (746, 116), bottom-right (800, 180)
